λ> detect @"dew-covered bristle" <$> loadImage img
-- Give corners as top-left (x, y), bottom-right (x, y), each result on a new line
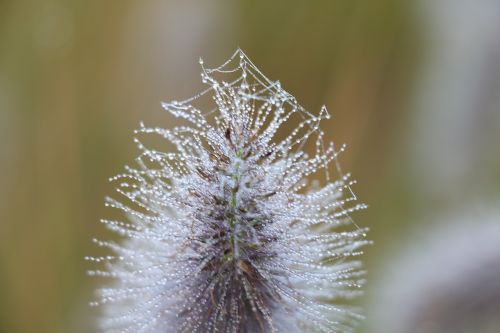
top-left (89, 49), bottom-right (369, 333)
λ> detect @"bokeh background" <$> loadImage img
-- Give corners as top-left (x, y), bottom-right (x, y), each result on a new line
top-left (1, 1), bottom-right (500, 332)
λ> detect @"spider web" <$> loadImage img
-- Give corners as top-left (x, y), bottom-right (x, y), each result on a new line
top-left (160, 48), bottom-right (362, 230)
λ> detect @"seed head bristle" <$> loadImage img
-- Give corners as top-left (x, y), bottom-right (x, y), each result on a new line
top-left (89, 49), bottom-right (369, 333)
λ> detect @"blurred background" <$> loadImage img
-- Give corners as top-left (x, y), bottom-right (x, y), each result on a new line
top-left (1, 0), bottom-right (500, 332)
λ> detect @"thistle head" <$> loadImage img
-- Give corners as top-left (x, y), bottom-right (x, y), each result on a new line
top-left (89, 49), bottom-right (369, 333)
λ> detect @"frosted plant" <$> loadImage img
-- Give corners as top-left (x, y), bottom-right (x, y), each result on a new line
top-left (88, 49), bottom-right (369, 333)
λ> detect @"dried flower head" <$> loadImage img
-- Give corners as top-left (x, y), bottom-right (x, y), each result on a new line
top-left (89, 49), bottom-right (369, 333)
